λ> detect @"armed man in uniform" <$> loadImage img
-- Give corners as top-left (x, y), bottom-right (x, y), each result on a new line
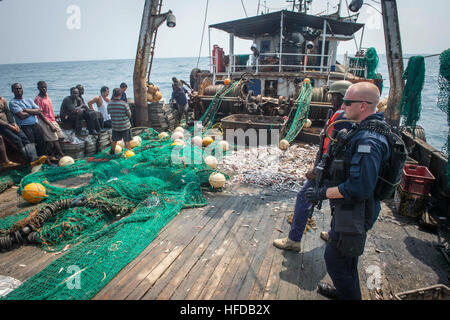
top-left (305, 82), bottom-right (390, 300)
top-left (273, 80), bottom-right (353, 251)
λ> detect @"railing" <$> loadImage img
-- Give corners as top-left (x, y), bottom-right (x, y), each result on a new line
top-left (214, 52), bottom-right (333, 76)
top-left (343, 52), bottom-right (368, 79)
top-left (212, 50), bottom-right (369, 80)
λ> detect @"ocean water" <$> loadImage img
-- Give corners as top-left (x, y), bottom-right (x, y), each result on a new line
top-left (0, 55), bottom-right (447, 151)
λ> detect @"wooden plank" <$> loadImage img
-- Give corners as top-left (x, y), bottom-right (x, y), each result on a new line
top-left (224, 197), bottom-right (276, 300)
top-left (197, 195), bottom-right (259, 300)
top-left (148, 195), bottom-right (241, 299)
top-left (173, 194), bottom-right (254, 300)
top-left (262, 203), bottom-right (292, 300)
top-left (96, 207), bottom-right (215, 300)
top-left (0, 188), bottom-right (20, 212)
top-left (94, 189), bottom-right (230, 299)
top-left (295, 208), bottom-right (326, 300)
top-left (235, 200), bottom-right (285, 300)
top-left (248, 207), bottom-right (288, 300)
top-left (93, 206), bottom-right (203, 299)
top-left (95, 187), bottom-right (237, 299)
top-left (212, 197), bottom-right (267, 300)
top-left (94, 206), bottom-right (209, 300)
top-left (125, 197), bottom-right (231, 301)
top-left (100, 192), bottom-right (231, 300)
top-left (0, 247), bottom-right (44, 280)
top-left (168, 201), bottom-right (242, 299)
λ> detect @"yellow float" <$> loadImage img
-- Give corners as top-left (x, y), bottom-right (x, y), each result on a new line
top-left (22, 183), bottom-right (48, 204)
top-left (202, 136), bottom-right (214, 147)
top-left (124, 150), bottom-right (135, 159)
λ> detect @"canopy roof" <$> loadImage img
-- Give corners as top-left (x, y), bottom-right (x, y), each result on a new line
top-left (209, 10), bottom-right (364, 39)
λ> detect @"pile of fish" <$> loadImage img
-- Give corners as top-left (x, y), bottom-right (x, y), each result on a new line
top-left (219, 144), bottom-right (318, 192)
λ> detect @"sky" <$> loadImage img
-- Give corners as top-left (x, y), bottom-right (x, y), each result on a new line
top-left (0, 0), bottom-right (449, 64)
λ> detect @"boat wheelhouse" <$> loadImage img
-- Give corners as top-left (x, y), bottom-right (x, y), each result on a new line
top-left (191, 9), bottom-right (382, 100)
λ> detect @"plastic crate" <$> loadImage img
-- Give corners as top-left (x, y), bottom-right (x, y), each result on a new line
top-left (394, 285), bottom-right (450, 300)
top-left (400, 164), bottom-right (435, 196)
top-left (394, 185), bottom-right (430, 218)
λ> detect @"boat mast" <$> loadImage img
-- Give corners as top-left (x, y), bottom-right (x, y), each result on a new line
top-left (133, 0), bottom-right (175, 127)
top-left (381, 0), bottom-right (404, 127)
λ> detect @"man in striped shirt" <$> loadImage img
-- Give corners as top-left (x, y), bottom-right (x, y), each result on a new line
top-left (108, 88), bottom-right (132, 154)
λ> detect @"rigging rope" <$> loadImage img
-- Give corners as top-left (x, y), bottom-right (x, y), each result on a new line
top-left (196, 0), bottom-right (209, 69)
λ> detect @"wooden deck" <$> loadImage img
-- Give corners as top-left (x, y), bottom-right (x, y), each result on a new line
top-left (0, 176), bottom-right (449, 300)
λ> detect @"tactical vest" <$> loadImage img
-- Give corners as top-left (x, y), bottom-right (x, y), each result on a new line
top-left (329, 119), bottom-right (407, 200)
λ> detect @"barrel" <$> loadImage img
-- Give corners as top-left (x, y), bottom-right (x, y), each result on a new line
top-left (61, 141), bottom-right (85, 159)
top-left (97, 130), bottom-right (111, 152)
top-left (203, 82), bottom-right (248, 98)
top-left (84, 136), bottom-right (98, 156)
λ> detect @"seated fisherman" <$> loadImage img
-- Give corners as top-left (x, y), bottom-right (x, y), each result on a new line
top-left (60, 87), bottom-right (101, 135)
top-left (34, 81), bottom-right (65, 160)
top-left (76, 84), bottom-right (105, 130)
top-left (0, 134), bottom-right (20, 168)
top-left (9, 83), bottom-right (47, 157)
top-left (88, 86), bottom-right (112, 129)
top-left (1, 91), bottom-right (47, 167)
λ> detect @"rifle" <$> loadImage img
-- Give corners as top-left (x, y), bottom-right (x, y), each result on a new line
top-left (309, 127), bottom-right (337, 219)
top-left (313, 109), bottom-right (333, 168)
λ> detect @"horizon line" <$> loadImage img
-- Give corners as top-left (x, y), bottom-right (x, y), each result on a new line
top-left (0, 53), bottom-right (440, 67)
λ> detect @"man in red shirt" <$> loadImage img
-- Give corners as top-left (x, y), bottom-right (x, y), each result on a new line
top-left (34, 81), bottom-right (65, 159)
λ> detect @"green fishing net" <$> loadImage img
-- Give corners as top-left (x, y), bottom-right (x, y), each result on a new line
top-left (365, 47), bottom-right (379, 80)
top-left (284, 81), bottom-right (313, 143)
top-left (437, 49), bottom-right (450, 187)
top-left (400, 56), bottom-right (426, 131)
top-left (0, 128), bottom-right (226, 300)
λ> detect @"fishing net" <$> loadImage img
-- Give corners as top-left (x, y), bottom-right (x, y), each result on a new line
top-left (399, 56), bottom-right (426, 132)
top-left (196, 81), bottom-right (240, 131)
top-left (0, 128), bottom-right (224, 300)
top-left (365, 47), bottom-right (379, 80)
top-left (437, 49), bottom-right (450, 187)
top-left (284, 81), bottom-right (313, 143)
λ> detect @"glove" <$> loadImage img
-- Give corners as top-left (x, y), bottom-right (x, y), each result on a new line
top-left (305, 187), bottom-right (327, 203)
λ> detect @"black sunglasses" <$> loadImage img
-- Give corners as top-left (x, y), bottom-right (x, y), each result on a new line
top-left (343, 99), bottom-right (373, 106)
